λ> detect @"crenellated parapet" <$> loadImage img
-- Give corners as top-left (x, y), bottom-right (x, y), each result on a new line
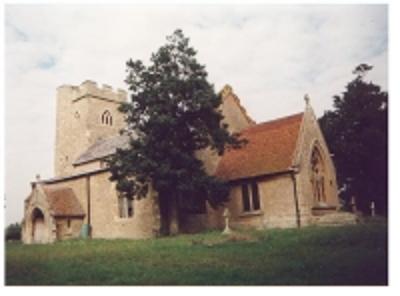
top-left (57, 80), bottom-right (127, 103)
top-left (55, 80), bottom-right (128, 177)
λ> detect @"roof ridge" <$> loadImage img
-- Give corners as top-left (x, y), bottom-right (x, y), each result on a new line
top-left (252, 112), bottom-right (303, 127)
top-left (242, 112), bottom-right (303, 133)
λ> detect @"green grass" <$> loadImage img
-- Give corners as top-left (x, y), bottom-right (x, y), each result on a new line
top-left (6, 222), bottom-right (387, 285)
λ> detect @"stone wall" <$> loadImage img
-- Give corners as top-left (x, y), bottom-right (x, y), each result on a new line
top-left (180, 174), bottom-right (299, 233)
top-left (55, 217), bottom-right (84, 240)
top-left (40, 171), bottom-right (160, 240)
top-left (21, 184), bottom-right (57, 244)
top-left (292, 104), bottom-right (340, 226)
top-left (224, 174), bottom-right (298, 230)
top-left (219, 85), bottom-right (255, 133)
top-left (55, 81), bottom-right (127, 177)
top-left (72, 160), bottom-right (103, 175)
top-left (89, 172), bottom-right (160, 239)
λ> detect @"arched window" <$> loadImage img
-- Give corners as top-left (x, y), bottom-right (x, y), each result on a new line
top-left (101, 110), bottom-right (113, 126)
top-left (310, 146), bottom-right (327, 205)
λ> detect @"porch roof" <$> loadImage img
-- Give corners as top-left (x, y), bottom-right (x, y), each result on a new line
top-left (43, 186), bottom-right (85, 217)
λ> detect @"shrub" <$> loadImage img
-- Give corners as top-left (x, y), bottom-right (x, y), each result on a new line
top-left (5, 223), bottom-right (21, 241)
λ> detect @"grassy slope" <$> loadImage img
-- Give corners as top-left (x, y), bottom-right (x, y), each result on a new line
top-left (6, 222), bottom-right (387, 286)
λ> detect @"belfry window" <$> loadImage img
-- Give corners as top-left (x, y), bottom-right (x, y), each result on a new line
top-left (241, 181), bottom-right (261, 212)
top-left (101, 110), bottom-right (113, 126)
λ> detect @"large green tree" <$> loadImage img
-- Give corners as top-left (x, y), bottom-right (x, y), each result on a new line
top-left (107, 29), bottom-right (244, 235)
top-left (319, 64), bottom-right (388, 215)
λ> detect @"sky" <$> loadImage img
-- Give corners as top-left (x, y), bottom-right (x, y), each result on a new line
top-left (4, 4), bottom-right (388, 225)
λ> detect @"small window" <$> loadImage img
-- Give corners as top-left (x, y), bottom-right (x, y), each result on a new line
top-left (118, 196), bottom-right (124, 217)
top-left (242, 182), bottom-right (261, 212)
top-left (242, 184), bottom-right (251, 212)
top-left (251, 182), bottom-right (260, 210)
top-left (127, 198), bottom-right (134, 217)
top-left (67, 219), bottom-right (71, 229)
top-left (118, 196), bottom-right (134, 218)
top-left (101, 110), bottom-right (113, 126)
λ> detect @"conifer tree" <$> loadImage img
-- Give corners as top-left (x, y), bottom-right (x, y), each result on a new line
top-left (319, 64), bottom-right (388, 214)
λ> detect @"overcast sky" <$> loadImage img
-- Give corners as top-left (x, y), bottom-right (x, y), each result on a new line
top-left (5, 4), bottom-right (387, 224)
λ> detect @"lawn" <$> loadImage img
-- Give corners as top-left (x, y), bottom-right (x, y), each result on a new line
top-left (6, 221), bottom-right (387, 285)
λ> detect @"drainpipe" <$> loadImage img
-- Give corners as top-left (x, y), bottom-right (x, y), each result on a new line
top-left (290, 166), bottom-right (301, 228)
top-left (86, 175), bottom-right (92, 238)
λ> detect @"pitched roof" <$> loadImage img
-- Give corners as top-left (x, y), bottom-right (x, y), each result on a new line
top-left (74, 135), bottom-right (131, 165)
top-left (215, 113), bottom-right (304, 181)
top-left (43, 186), bottom-right (85, 217)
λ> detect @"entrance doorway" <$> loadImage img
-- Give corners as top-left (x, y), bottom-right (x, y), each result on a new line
top-left (32, 208), bottom-right (46, 243)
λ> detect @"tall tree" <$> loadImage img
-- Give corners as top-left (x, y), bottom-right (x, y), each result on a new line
top-left (107, 29), bottom-right (244, 235)
top-left (319, 64), bottom-right (388, 215)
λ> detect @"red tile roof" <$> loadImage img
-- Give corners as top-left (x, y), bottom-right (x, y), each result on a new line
top-left (43, 186), bottom-right (85, 217)
top-left (215, 113), bottom-right (304, 181)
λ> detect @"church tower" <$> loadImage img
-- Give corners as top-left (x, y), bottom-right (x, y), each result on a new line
top-left (54, 80), bottom-right (127, 176)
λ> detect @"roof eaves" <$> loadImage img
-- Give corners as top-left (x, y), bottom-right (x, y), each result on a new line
top-left (223, 168), bottom-right (296, 183)
top-left (36, 168), bottom-right (109, 185)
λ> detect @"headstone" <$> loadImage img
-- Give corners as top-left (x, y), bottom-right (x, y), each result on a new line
top-left (222, 208), bottom-right (232, 235)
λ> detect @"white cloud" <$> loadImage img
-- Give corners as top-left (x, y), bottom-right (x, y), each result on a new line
top-left (5, 4), bottom-right (388, 224)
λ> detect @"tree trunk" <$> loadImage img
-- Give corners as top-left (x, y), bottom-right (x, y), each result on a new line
top-left (159, 192), bottom-right (170, 236)
top-left (158, 192), bottom-right (179, 236)
top-left (169, 195), bottom-right (179, 235)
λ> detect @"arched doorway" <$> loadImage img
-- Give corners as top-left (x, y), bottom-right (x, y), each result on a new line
top-left (31, 208), bottom-right (46, 243)
top-left (310, 147), bottom-right (327, 206)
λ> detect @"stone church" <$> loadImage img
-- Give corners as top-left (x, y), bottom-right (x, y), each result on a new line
top-left (21, 80), bottom-right (355, 244)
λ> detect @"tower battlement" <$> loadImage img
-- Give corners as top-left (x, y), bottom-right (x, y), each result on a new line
top-left (55, 80), bottom-right (127, 177)
top-left (57, 80), bottom-right (127, 103)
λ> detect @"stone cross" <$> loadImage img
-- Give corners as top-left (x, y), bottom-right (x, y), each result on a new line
top-left (370, 201), bottom-right (375, 217)
top-left (222, 208), bottom-right (232, 235)
top-left (304, 94), bottom-right (310, 106)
